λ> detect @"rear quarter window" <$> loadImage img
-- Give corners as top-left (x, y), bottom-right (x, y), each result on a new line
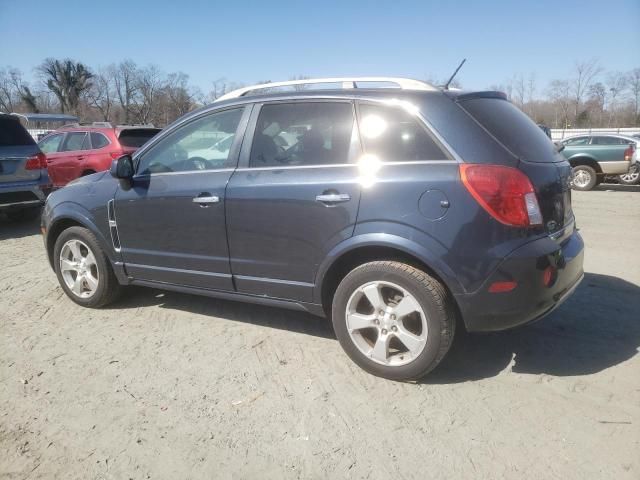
top-left (358, 103), bottom-right (446, 161)
top-left (460, 98), bottom-right (558, 163)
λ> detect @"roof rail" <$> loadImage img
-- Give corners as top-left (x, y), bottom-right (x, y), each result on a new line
top-left (60, 121), bottom-right (114, 129)
top-left (215, 77), bottom-right (436, 102)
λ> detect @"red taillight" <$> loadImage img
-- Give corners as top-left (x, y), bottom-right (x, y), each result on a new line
top-left (488, 281), bottom-right (517, 293)
top-left (460, 164), bottom-right (543, 227)
top-left (110, 151), bottom-right (124, 160)
top-left (542, 266), bottom-right (556, 287)
top-left (624, 145), bottom-right (634, 161)
top-left (25, 152), bottom-right (47, 170)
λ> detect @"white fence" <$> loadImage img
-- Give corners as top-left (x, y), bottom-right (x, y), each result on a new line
top-left (551, 128), bottom-right (640, 141)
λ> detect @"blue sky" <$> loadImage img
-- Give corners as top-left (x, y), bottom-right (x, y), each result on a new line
top-left (1, 0), bottom-right (638, 94)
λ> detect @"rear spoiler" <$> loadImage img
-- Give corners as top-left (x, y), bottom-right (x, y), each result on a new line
top-left (445, 90), bottom-right (508, 102)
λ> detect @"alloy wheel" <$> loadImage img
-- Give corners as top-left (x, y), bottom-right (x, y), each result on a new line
top-left (572, 169), bottom-right (592, 189)
top-left (59, 239), bottom-right (99, 299)
top-left (345, 281), bottom-right (428, 366)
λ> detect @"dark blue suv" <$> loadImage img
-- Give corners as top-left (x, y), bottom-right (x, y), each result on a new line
top-left (41, 78), bottom-right (584, 380)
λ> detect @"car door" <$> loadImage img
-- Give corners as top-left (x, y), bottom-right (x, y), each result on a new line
top-left (38, 133), bottom-right (66, 186)
top-left (55, 131), bottom-right (90, 186)
top-left (225, 100), bottom-right (362, 303)
top-left (113, 106), bottom-right (250, 290)
top-left (590, 136), bottom-right (630, 173)
top-left (85, 131), bottom-right (114, 173)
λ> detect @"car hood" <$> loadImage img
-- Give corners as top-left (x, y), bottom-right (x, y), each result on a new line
top-left (66, 170), bottom-right (109, 186)
top-left (46, 170), bottom-right (117, 211)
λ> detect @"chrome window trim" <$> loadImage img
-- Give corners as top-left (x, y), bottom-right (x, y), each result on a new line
top-left (134, 168), bottom-right (236, 179)
top-left (235, 159), bottom-right (457, 172)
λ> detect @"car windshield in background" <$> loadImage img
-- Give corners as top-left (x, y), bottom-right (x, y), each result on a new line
top-left (0, 117), bottom-right (36, 147)
top-left (460, 97), bottom-right (558, 163)
top-left (118, 128), bottom-right (162, 148)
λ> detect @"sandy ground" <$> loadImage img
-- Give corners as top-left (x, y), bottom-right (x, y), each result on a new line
top-left (1, 185), bottom-right (639, 479)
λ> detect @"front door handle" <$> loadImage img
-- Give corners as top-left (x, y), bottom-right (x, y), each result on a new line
top-left (193, 195), bottom-right (220, 205)
top-left (316, 193), bottom-right (351, 205)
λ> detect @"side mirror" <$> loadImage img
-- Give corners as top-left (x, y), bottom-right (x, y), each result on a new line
top-left (110, 155), bottom-right (134, 180)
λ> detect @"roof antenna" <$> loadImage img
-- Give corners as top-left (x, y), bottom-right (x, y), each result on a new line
top-left (443, 58), bottom-right (466, 90)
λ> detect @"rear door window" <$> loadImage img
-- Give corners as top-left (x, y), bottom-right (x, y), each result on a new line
top-left (39, 133), bottom-right (64, 153)
top-left (249, 102), bottom-right (355, 168)
top-left (460, 97), bottom-right (558, 162)
top-left (60, 132), bottom-right (89, 152)
top-left (564, 137), bottom-right (590, 146)
top-left (357, 103), bottom-right (446, 161)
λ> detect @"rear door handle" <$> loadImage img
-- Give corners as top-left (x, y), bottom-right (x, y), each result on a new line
top-left (193, 195), bottom-right (220, 205)
top-left (316, 193), bottom-right (351, 204)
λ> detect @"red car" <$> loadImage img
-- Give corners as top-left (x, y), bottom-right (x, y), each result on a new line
top-left (38, 123), bottom-right (161, 188)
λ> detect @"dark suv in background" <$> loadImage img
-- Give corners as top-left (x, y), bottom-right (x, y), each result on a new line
top-left (0, 113), bottom-right (50, 221)
top-left (41, 78), bottom-right (584, 380)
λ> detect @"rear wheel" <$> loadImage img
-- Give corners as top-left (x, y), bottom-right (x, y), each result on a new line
top-left (571, 165), bottom-right (597, 191)
top-left (332, 261), bottom-right (456, 381)
top-left (53, 226), bottom-right (123, 308)
top-left (619, 164), bottom-right (640, 185)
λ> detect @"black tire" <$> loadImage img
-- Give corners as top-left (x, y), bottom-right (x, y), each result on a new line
top-left (53, 226), bottom-right (123, 308)
top-left (618, 164), bottom-right (640, 185)
top-left (6, 206), bottom-right (41, 222)
top-left (571, 165), bottom-right (597, 191)
top-left (331, 261), bottom-right (456, 381)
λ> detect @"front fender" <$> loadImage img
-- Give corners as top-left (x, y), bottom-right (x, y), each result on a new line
top-left (313, 230), bottom-right (465, 304)
top-left (44, 201), bottom-right (121, 273)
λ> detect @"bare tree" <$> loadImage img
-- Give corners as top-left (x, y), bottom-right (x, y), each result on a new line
top-left (626, 68), bottom-right (640, 125)
top-left (112, 60), bottom-right (138, 123)
top-left (570, 59), bottom-right (602, 124)
top-left (587, 82), bottom-right (606, 126)
top-left (163, 72), bottom-right (197, 121)
top-left (131, 65), bottom-right (164, 124)
top-left (513, 73), bottom-right (526, 108)
top-left (605, 72), bottom-right (627, 127)
top-left (0, 68), bottom-right (30, 112)
top-left (548, 79), bottom-right (572, 128)
top-left (86, 67), bottom-right (116, 121)
top-left (38, 58), bottom-right (93, 115)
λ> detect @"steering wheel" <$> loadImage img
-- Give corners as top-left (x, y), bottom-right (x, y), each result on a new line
top-left (181, 157), bottom-right (212, 171)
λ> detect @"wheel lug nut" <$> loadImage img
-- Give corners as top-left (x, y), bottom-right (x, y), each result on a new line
top-left (390, 314), bottom-right (396, 321)
top-left (373, 319), bottom-right (379, 325)
top-left (379, 310), bottom-right (384, 316)
top-left (381, 329), bottom-right (387, 335)
top-left (391, 326), bottom-right (397, 332)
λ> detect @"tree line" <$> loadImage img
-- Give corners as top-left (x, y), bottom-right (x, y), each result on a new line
top-left (1, 57), bottom-right (639, 128)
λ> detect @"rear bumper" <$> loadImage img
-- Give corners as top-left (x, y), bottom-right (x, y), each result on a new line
top-left (455, 227), bottom-right (584, 332)
top-left (0, 181), bottom-right (49, 211)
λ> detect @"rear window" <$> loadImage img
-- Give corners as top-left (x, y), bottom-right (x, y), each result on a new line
top-left (118, 128), bottom-right (161, 148)
top-left (460, 98), bottom-right (558, 163)
top-left (0, 117), bottom-right (36, 147)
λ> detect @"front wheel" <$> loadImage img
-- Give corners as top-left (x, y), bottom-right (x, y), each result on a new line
top-left (571, 165), bottom-right (597, 191)
top-left (53, 226), bottom-right (123, 308)
top-left (619, 164), bottom-right (640, 185)
top-left (332, 261), bottom-right (456, 381)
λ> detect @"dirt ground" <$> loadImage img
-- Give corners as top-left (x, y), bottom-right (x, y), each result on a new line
top-left (1, 185), bottom-right (639, 479)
